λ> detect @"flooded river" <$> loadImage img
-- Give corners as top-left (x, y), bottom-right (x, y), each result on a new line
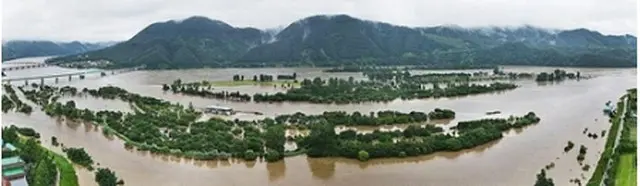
top-left (2, 64), bottom-right (636, 186)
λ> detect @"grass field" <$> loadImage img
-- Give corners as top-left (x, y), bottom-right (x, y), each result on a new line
top-left (50, 150), bottom-right (80, 186)
top-left (210, 80), bottom-right (300, 87)
top-left (615, 154), bottom-right (637, 186)
top-left (16, 136), bottom-right (79, 186)
top-left (614, 117), bottom-right (636, 186)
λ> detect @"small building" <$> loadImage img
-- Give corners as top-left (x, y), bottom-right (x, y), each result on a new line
top-left (204, 105), bottom-right (234, 115)
top-left (1, 141), bottom-right (28, 186)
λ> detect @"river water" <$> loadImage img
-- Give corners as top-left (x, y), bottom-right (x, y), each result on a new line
top-left (1, 64), bottom-right (636, 186)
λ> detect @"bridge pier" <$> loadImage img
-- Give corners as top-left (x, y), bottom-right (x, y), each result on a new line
top-left (40, 78), bottom-right (44, 87)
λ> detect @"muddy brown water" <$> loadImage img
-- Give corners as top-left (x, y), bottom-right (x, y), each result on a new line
top-left (2, 65), bottom-right (636, 186)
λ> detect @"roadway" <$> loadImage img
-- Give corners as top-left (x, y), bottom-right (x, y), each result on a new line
top-left (2, 69), bottom-right (104, 82)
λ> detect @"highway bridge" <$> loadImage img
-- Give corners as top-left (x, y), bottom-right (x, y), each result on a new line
top-left (2, 62), bottom-right (50, 71)
top-left (2, 66), bottom-right (142, 85)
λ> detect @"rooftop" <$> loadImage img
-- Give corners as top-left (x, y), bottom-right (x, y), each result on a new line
top-left (205, 105), bottom-right (232, 111)
top-left (3, 143), bottom-right (17, 152)
top-left (9, 178), bottom-right (27, 186)
top-left (1, 157), bottom-right (22, 166)
top-left (2, 167), bottom-right (24, 177)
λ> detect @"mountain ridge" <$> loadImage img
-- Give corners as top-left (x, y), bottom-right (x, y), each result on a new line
top-left (2, 40), bottom-right (119, 61)
top-left (46, 14), bottom-right (637, 69)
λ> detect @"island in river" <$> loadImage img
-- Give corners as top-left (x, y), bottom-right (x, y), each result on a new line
top-left (1, 63), bottom-right (636, 186)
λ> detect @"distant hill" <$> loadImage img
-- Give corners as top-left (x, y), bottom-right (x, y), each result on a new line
top-left (48, 14), bottom-right (637, 69)
top-left (2, 40), bottom-right (118, 61)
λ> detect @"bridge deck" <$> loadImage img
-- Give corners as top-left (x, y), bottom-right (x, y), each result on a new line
top-left (2, 70), bottom-right (104, 82)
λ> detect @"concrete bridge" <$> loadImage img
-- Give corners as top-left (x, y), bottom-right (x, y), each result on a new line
top-left (2, 66), bottom-right (143, 86)
top-left (2, 62), bottom-right (50, 71)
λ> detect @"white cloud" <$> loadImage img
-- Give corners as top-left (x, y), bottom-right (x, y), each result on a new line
top-left (2, 0), bottom-right (637, 42)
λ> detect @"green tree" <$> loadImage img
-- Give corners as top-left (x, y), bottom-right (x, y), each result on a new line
top-left (358, 150), bottom-right (370, 161)
top-left (95, 168), bottom-right (119, 186)
top-left (243, 150), bottom-right (258, 161)
top-left (534, 169), bottom-right (554, 186)
top-left (264, 149), bottom-right (282, 162)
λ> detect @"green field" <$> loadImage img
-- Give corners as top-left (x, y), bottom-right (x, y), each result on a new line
top-left (50, 150), bottom-right (80, 186)
top-left (210, 80), bottom-right (300, 87)
top-left (615, 154), bottom-right (637, 186)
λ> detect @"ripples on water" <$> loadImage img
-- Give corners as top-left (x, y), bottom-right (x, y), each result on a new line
top-left (2, 63), bottom-right (636, 186)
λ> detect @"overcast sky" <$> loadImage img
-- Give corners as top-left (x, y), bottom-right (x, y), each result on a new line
top-left (2, 0), bottom-right (638, 42)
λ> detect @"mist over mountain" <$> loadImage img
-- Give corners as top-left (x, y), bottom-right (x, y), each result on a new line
top-left (2, 40), bottom-right (118, 61)
top-left (47, 14), bottom-right (637, 69)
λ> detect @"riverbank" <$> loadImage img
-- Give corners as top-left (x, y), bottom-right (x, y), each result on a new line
top-left (6, 132), bottom-right (80, 186)
top-left (613, 89), bottom-right (637, 186)
top-left (586, 90), bottom-right (633, 186)
top-left (50, 148), bottom-right (80, 186)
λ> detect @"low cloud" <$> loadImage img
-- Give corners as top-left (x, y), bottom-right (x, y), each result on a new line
top-left (2, 0), bottom-right (637, 42)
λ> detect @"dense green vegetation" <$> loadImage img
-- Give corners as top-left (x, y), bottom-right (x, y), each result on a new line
top-left (298, 112), bottom-right (540, 160)
top-left (535, 69), bottom-right (581, 82)
top-left (95, 168), bottom-right (124, 186)
top-left (275, 110), bottom-right (430, 127)
top-left (23, 85), bottom-right (289, 161)
top-left (63, 147), bottom-right (94, 169)
top-left (162, 79), bottom-right (251, 101)
top-left (564, 141), bottom-right (575, 152)
top-left (428, 108), bottom-right (455, 120)
top-left (3, 125), bottom-right (123, 186)
top-left (50, 151), bottom-right (79, 186)
top-left (611, 89), bottom-right (637, 186)
top-left (3, 84), bottom-right (33, 114)
top-left (47, 15), bottom-right (635, 69)
top-left (253, 74), bottom-right (518, 104)
top-left (2, 125), bottom-right (79, 186)
top-left (577, 145), bottom-right (587, 162)
top-left (16, 84), bottom-right (542, 163)
top-left (534, 169), bottom-right (555, 186)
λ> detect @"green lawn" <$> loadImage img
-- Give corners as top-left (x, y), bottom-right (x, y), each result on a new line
top-left (50, 151), bottom-right (80, 186)
top-left (615, 154), bottom-right (637, 186)
top-left (210, 80), bottom-right (300, 87)
top-left (16, 136), bottom-right (79, 186)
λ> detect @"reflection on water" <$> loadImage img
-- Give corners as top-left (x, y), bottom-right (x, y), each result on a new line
top-left (2, 66), bottom-right (636, 186)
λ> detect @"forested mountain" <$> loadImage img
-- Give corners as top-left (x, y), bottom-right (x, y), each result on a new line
top-left (47, 14), bottom-right (637, 69)
top-left (2, 40), bottom-right (117, 61)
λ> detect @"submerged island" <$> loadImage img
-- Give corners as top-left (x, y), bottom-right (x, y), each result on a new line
top-left (14, 84), bottom-right (541, 162)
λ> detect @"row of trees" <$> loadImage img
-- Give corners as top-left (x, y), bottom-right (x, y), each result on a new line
top-left (63, 147), bottom-right (94, 169)
top-left (299, 112), bottom-right (540, 160)
top-left (252, 76), bottom-right (518, 104)
top-left (428, 108), bottom-right (455, 120)
top-left (274, 110), bottom-right (429, 127)
top-left (535, 69), bottom-right (581, 82)
top-left (163, 80), bottom-right (251, 101)
top-left (3, 84), bottom-right (33, 114)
